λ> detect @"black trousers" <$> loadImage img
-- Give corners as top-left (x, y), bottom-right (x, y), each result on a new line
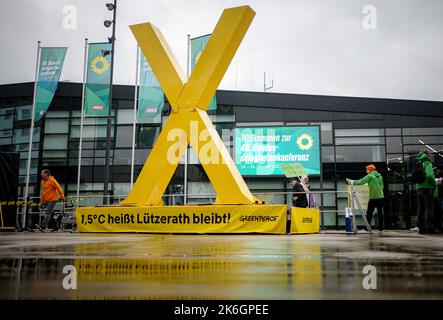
top-left (367, 199), bottom-right (384, 231)
top-left (417, 188), bottom-right (434, 234)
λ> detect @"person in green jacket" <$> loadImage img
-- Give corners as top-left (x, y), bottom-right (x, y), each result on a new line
top-left (346, 164), bottom-right (384, 231)
top-left (416, 150), bottom-right (436, 234)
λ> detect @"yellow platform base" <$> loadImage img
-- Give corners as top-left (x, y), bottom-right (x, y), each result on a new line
top-left (290, 207), bottom-right (320, 234)
top-left (76, 204), bottom-right (287, 234)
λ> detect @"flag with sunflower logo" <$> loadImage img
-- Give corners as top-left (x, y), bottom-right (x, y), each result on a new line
top-left (85, 42), bottom-right (112, 116)
top-left (137, 51), bottom-right (164, 120)
top-left (35, 47), bottom-right (67, 123)
top-left (190, 34), bottom-right (217, 111)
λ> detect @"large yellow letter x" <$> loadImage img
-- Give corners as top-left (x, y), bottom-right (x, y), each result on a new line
top-left (121, 6), bottom-right (262, 206)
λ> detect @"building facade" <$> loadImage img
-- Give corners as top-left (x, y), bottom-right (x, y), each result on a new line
top-left (1, 82), bottom-right (442, 229)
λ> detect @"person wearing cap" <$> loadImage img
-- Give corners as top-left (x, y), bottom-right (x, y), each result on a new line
top-left (346, 164), bottom-right (384, 231)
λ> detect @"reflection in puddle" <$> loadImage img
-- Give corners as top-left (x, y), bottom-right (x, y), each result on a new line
top-left (1, 233), bottom-right (443, 299)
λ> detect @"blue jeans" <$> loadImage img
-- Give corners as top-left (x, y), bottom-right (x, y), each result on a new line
top-left (41, 201), bottom-right (57, 229)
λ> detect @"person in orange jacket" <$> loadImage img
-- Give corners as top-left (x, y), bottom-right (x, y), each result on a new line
top-left (35, 169), bottom-right (65, 232)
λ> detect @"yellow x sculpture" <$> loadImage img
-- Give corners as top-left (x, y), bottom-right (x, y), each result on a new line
top-left (121, 5), bottom-right (263, 206)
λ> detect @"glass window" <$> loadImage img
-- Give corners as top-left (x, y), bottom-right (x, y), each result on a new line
top-left (0, 108), bottom-right (14, 130)
top-left (0, 137), bottom-right (11, 145)
top-left (335, 146), bottom-right (386, 162)
top-left (311, 122), bottom-right (333, 144)
top-left (386, 128), bottom-right (401, 136)
top-left (116, 126), bottom-right (133, 148)
top-left (137, 126), bottom-right (159, 148)
top-left (114, 149), bottom-right (131, 165)
top-left (403, 136), bottom-right (443, 144)
top-left (45, 119), bottom-right (69, 134)
top-left (216, 123), bottom-right (234, 143)
top-left (42, 158), bottom-right (66, 166)
top-left (336, 137), bottom-right (384, 145)
top-left (209, 114), bottom-right (235, 123)
top-left (94, 158), bottom-right (105, 165)
top-left (403, 144), bottom-right (443, 154)
top-left (236, 122), bottom-right (284, 127)
top-left (402, 128), bottom-right (443, 136)
top-left (386, 137), bottom-right (402, 153)
top-left (43, 150), bottom-right (67, 158)
top-left (43, 135), bottom-right (68, 150)
top-left (138, 114), bottom-right (162, 124)
top-left (12, 127), bottom-right (40, 144)
top-left (322, 146), bottom-right (335, 162)
top-left (0, 129), bottom-right (12, 137)
top-left (15, 105), bottom-right (32, 121)
top-left (71, 117), bottom-right (113, 125)
top-left (46, 111), bottom-right (69, 118)
top-left (117, 109), bottom-right (134, 124)
top-left (113, 182), bottom-right (131, 196)
top-left (19, 151), bottom-right (38, 160)
top-left (70, 126), bottom-right (110, 138)
top-left (134, 149), bottom-right (149, 165)
top-left (335, 128), bottom-right (383, 137)
top-left (387, 154), bottom-right (403, 163)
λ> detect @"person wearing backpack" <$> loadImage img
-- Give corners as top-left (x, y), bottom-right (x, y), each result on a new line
top-left (416, 150), bottom-right (437, 234)
top-left (346, 164), bottom-right (384, 231)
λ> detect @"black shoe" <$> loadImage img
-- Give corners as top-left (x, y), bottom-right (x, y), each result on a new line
top-left (35, 224), bottom-right (44, 232)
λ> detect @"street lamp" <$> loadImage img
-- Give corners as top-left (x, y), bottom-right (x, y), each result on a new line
top-left (103, 0), bottom-right (117, 204)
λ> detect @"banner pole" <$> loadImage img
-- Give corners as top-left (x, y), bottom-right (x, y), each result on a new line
top-left (184, 34), bottom-right (190, 205)
top-left (22, 40), bottom-right (41, 229)
top-left (76, 38), bottom-right (88, 204)
top-left (130, 45), bottom-right (140, 189)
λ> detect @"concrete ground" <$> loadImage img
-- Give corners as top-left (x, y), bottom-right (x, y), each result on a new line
top-left (0, 230), bottom-right (442, 300)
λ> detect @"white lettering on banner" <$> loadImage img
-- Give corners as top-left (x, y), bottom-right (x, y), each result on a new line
top-left (241, 134), bottom-right (281, 142)
top-left (240, 154), bottom-right (310, 163)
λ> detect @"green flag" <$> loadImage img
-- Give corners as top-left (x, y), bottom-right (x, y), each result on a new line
top-left (191, 34), bottom-right (217, 111)
top-left (137, 51), bottom-right (164, 119)
top-left (85, 43), bottom-right (112, 116)
top-left (35, 47), bottom-right (67, 122)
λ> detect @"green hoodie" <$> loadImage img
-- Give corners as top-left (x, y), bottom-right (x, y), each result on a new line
top-left (416, 152), bottom-right (436, 190)
top-left (352, 170), bottom-right (384, 199)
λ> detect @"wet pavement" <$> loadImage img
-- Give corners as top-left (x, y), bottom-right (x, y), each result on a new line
top-left (0, 231), bottom-right (442, 300)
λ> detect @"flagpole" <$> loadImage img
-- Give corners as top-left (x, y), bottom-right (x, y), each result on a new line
top-left (76, 38), bottom-right (88, 204)
top-left (104, 0), bottom-right (117, 205)
top-left (22, 40), bottom-right (41, 229)
top-left (184, 34), bottom-right (191, 205)
top-left (130, 46), bottom-right (140, 189)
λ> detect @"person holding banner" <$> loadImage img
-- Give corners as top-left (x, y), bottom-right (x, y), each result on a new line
top-left (35, 169), bottom-right (65, 232)
top-left (300, 175), bottom-right (316, 208)
top-left (346, 164), bottom-right (384, 231)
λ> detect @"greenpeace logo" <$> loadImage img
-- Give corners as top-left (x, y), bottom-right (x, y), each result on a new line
top-left (92, 105), bottom-right (104, 110)
top-left (302, 217), bottom-right (312, 223)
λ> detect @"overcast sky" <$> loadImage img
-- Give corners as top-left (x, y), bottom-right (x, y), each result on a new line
top-left (1, 0), bottom-right (443, 101)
